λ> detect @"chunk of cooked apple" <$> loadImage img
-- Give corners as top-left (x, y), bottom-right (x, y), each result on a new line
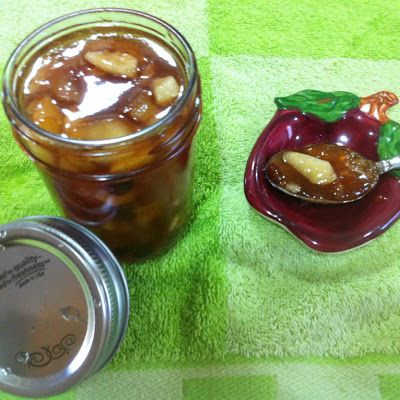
top-left (84, 50), bottom-right (138, 78)
top-left (152, 76), bottom-right (180, 106)
top-left (283, 151), bottom-right (337, 185)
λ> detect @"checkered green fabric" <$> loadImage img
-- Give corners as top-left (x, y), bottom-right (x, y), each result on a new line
top-left (2, 1), bottom-right (400, 399)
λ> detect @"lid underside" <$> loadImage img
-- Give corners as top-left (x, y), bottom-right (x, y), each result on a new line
top-left (0, 224), bottom-right (98, 397)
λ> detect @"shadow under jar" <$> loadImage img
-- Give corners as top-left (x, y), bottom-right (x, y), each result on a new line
top-left (3, 8), bottom-right (202, 262)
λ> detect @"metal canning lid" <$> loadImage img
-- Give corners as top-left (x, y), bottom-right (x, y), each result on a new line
top-left (0, 216), bottom-right (130, 398)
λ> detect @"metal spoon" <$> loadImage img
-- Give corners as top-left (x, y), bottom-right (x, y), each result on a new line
top-left (265, 144), bottom-right (400, 205)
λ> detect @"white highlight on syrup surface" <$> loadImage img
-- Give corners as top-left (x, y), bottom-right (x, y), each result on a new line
top-left (63, 76), bottom-right (134, 121)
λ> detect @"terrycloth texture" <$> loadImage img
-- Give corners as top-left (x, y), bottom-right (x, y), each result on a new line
top-left (2, 1), bottom-right (400, 399)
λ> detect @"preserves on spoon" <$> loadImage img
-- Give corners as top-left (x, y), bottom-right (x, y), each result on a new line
top-left (266, 143), bottom-right (380, 203)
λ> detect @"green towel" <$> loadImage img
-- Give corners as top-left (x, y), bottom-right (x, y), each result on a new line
top-left (2, 1), bottom-right (400, 399)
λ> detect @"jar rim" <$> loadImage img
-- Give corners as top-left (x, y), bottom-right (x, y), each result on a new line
top-left (2, 8), bottom-right (198, 148)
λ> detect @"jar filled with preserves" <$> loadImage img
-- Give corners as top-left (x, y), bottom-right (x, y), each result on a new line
top-left (3, 9), bottom-right (202, 261)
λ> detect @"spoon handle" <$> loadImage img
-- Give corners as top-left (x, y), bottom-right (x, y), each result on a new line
top-left (376, 156), bottom-right (400, 174)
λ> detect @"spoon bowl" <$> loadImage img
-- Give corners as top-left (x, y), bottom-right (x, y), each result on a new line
top-left (265, 143), bottom-right (400, 205)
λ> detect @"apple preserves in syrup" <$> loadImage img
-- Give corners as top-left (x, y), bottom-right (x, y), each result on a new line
top-left (21, 27), bottom-right (184, 141)
top-left (267, 143), bottom-right (380, 203)
top-left (15, 26), bottom-right (201, 260)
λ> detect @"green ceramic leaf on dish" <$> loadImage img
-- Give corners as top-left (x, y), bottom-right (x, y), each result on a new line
top-left (378, 120), bottom-right (400, 178)
top-left (275, 90), bottom-right (360, 123)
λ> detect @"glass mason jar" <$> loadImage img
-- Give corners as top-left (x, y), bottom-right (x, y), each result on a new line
top-left (2, 9), bottom-right (202, 262)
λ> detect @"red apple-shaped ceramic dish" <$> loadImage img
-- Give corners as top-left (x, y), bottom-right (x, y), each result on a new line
top-left (244, 90), bottom-right (400, 252)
